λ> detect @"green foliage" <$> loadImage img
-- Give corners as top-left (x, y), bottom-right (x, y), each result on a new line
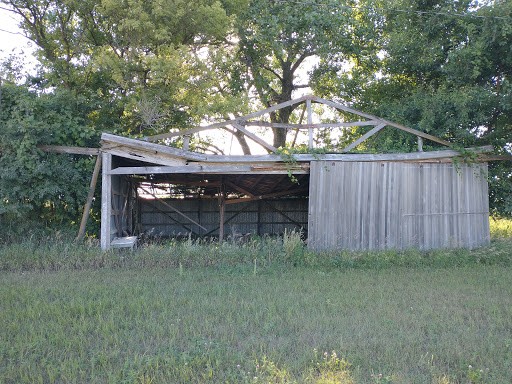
top-left (235, 0), bottom-right (381, 148)
top-left (313, 0), bottom-right (512, 215)
top-left (0, 82), bottom-right (98, 234)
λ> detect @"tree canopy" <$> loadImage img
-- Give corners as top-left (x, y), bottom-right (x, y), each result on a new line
top-left (1, 0), bottom-right (511, 234)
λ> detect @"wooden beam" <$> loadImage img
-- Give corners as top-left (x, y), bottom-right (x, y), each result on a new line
top-left (307, 98), bottom-right (313, 149)
top-left (105, 145), bottom-right (187, 167)
top-left (145, 120), bottom-right (236, 141)
top-left (243, 120), bottom-right (381, 129)
top-left (309, 96), bottom-right (453, 147)
top-left (183, 135), bottom-right (190, 151)
top-left (100, 153), bottom-right (112, 251)
top-left (109, 164), bottom-right (309, 175)
top-left (417, 136), bottom-right (424, 152)
top-left (232, 122), bottom-right (278, 153)
top-left (201, 146), bottom-right (493, 163)
top-left (77, 155), bottom-right (102, 241)
top-left (225, 187), bottom-right (308, 205)
top-left (237, 95), bottom-right (310, 121)
top-left (341, 123), bottom-right (386, 153)
top-left (225, 181), bottom-right (255, 197)
top-left (218, 181), bottom-right (225, 242)
top-left (139, 186), bottom-right (207, 231)
top-left (101, 133), bottom-right (207, 161)
top-left (38, 145), bottom-right (100, 155)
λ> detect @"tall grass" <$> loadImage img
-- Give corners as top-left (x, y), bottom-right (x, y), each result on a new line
top-left (1, 218), bottom-right (512, 382)
top-left (1, 219), bottom-right (512, 272)
top-left (1, 266), bottom-right (511, 383)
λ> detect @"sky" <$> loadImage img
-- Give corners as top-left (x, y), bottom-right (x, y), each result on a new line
top-left (0, 7), bottom-right (320, 155)
top-left (0, 7), bottom-right (35, 70)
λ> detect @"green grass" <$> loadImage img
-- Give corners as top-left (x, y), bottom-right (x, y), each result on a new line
top-left (2, 266), bottom-right (512, 382)
top-left (1, 219), bottom-right (512, 383)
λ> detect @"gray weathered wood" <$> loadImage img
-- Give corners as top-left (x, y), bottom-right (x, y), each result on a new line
top-left (109, 165), bottom-right (309, 175)
top-left (77, 155), bottom-right (102, 240)
top-left (341, 123), bottom-right (386, 153)
top-left (200, 146), bottom-right (492, 163)
top-left (38, 145), bottom-right (100, 155)
top-left (225, 187), bottom-right (308, 205)
top-left (308, 161), bottom-right (490, 251)
top-left (101, 133), bottom-right (208, 161)
top-left (238, 95), bottom-right (310, 120)
top-left (309, 95), bottom-right (453, 147)
top-left (307, 99), bottom-right (313, 149)
top-left (232, 122), bottom-right (278, 153)
top-left (105, 145), bottom-right (188, 167)
top-left (243, 120), bottom-right (381, 129)
top-left (100, 153), bottom-right (112, 251)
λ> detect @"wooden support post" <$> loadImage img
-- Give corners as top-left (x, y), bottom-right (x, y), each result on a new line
top-left (183, 135), bottom-right (190, 151)
top-left (417, 136), bottom-right (424, 152)
top-left (100, 153), bottom-right (113, 251)
top-left (218, 181), bottom-right (225, 243)
top-left (307, 99), bottom-right (313, 149)
top-left (77, 155), bottom-right (102, 241)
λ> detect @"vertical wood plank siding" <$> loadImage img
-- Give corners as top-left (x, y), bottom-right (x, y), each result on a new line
top-left (308, 162), bottom-right (490, 251)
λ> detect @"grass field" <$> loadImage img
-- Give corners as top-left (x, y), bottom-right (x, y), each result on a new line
top-left (1, 219), bottom-right (512, 383)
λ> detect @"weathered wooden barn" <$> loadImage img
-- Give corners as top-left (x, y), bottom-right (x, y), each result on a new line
top-left (99, 95), bottom-right (492, 251)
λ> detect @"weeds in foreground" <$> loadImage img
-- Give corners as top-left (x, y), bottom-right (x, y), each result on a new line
top-left (2, 225), bottom-right (512, 272)
top-left (489, 216), bottom-right (512, 238)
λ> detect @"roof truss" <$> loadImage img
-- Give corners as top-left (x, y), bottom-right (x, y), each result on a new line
top-left (145, 94), bottom-right (452, 153)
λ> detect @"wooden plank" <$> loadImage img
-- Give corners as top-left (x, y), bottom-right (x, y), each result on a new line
top-left (237, 95), bottom-right (310, 120)
top-left (105, 146), bottom-right (187, 167)
top-left (145, 120), bottom-right (236, 141)
top-left (101, 133), bottom-right (207, 161)
top-left (309, 95), bottom-right (382, 121)
top-left (232, 122), bottom-right (278, 153)
top-left (243, 120), bottom-right (381, 129)
top-left (417, 136), bottom-right (424, 152)
top-left (225, 187), bottom-right (308, 205)
top-left (139, 186), bottom-right (207, 230)
top-left (308, 161), bottom-right (490, 251)
top-left (383, 120), bottom-right (453, 147)
top-left (225, 181), bottom-right (254, 197)
top-left (109, 165), bottom-right (309, 175)
top-left (100, 153), bottom-right (112, 251)
top-left (341, 123), bottom-right (386, 152)
top-left (219, 181), bottom-right (225, 242)
top-left (201, 146), bottom-right (492, 163)
top-left (77, 155), bottom-right (102, 240)
top-left (309, 96), bottom-right (453, 147)
top-left (38, 145), bottom-right (100, 155)
top-left (307, 98), bottom-right (313, 149)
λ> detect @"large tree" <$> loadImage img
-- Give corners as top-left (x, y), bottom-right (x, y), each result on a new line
top-left (235, 0), bottom-right (381, 149)
top-left (1, 0), bottom-right (245, 135)
top-left (313, 0), bottom-right (512, 213)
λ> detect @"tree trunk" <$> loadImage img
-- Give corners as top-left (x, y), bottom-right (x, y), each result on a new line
top-left (233, 129), bottom-right (252, 155)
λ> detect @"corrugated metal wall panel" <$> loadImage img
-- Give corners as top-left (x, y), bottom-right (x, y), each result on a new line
top-left (308, 161), bottom-right (490, 251)
top-left (139, 198), bottom-right (308, 237)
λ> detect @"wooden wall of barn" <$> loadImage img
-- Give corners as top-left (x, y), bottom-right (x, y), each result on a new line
top-left (138, 198), bottom-right (308, 238)
top-left (308, 161), bottom-right (490, 251)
